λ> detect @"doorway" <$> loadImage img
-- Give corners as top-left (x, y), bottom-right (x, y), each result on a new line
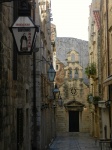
top-left (69, 111), bottom-right (79, 132)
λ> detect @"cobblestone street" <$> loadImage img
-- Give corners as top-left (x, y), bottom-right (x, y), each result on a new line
top-left (49, 133), bottom-right (101, 150)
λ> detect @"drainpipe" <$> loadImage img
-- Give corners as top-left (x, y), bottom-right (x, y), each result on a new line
top-left (32, 0), bottom-right (37, 149)
top-left (106, 0), bottom-right (111, 137)
top-left (106, 0), bottom-right (110, 76)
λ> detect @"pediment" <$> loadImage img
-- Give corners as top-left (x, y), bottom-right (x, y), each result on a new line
top-left (64, 100), bottom-right (84, 107)
top-left (64, 100), bottom-right (84, 111)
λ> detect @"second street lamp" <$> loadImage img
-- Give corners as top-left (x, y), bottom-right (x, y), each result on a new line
top-left (47, 63), bottom-right (56, 82)
top-left (53, 84), bottom-right (60, 99)
top-left (37, 57), bottom-right (56, 82)
top-left (58, 96), bottom-right (63, 107)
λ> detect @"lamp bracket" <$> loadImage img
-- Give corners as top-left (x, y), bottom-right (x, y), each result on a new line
top-left (36, 56), bottom-right (51, 65)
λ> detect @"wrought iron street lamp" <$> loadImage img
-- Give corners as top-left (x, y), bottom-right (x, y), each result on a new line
top-left (58, 96), bottom-right (63, 107)
top-left (37, 57), bottom-right (56, 82)
top-left (89, 95), bottom-right (93, 103)
top-left (53, 84), bottom-right (60, 99)
top-left (53, 83), bottom-right (60, 94)
top-left (52, 84), bottom-right (63, 107)
top-left (47, 63), bottom-right (56, 82)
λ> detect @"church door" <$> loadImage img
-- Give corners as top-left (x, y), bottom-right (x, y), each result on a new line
top-left (69, 111), bottom-right (79, 132)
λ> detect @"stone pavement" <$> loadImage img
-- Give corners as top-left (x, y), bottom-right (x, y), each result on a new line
top-left (49, 132), bottom-right (101, 150)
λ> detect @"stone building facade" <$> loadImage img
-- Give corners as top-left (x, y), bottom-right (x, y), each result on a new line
top-left (0, 1), bottom-right (32, 150)
top-left (88, 0), bottom-right (112, 140)
top-left (100, 0), bottom-right (112, 139)
top-left (88, 0), bottom-right (101, 138)
top-left (0, 0), bottom-right (56, 150)
top-left (35, 1), bottom-right (56, 149)
top-left (55, 37), bottom-right (90, 133)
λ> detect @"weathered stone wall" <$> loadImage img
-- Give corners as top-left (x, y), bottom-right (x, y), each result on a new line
top-left (0, 3), bottom-right (14, 150)
top-left (0, 2), bottom-right (32, 150)
top-left (99, 0), bottom-right (112, 139)
top-left (0, 1), bottom-right (56, 150)
top-left (34, 0), bottom-right (56, 149)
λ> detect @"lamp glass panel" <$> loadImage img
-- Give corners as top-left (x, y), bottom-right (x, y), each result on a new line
top-left (89, 95), bottom-right (93, 103)
top-left (58, 98), bottom-right (63, 107)
top-left (48, 64), bottom-right (56, 82)
top-left (53, 88), bottom-right (60, 93)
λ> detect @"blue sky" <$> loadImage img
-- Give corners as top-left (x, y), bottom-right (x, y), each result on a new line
top-left (51, 0), bottom-right (92, 41)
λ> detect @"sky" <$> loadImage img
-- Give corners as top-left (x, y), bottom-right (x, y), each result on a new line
top-left (51, 0), bottom-right (92, 41)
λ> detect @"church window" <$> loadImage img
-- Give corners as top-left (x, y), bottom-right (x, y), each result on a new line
top-left (56, 65), bottom-right (58, 70)
top-left (74, 68), bottom-right (79, 79)
top-left (69, 69), bottom-right (72, 79)
top-left (71, 54), bottom-right (75, 62)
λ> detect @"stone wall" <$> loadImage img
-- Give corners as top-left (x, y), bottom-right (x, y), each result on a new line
top-left (0, 2), bottom-right (32, 150)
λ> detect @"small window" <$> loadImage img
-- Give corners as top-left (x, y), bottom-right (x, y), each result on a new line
top-left (74, 68), bottom-right (79, 79)
top-left (69, 69), bottom-right (72, 79)
top-left (56, 65), bottom-right (58, 70)
top-left (71, 54), bottom-right (75, 62)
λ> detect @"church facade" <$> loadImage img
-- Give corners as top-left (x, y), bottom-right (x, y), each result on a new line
top-left (55, 38), bottom-right (90, 133)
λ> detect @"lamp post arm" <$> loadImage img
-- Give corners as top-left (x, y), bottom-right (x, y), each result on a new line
top-left (36, 57), bottom-right (51, 65)
top-left (42, 56), bottom-right (51, 65)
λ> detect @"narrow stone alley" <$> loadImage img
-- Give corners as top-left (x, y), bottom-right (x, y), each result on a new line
top-left (49, 133), bottom-right (105, 150)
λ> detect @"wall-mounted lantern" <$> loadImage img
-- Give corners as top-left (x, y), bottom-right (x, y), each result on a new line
top-left (9, 16), bottom-right (39, 55)
top-left (53, 84), bottom-right (60, 99)
top-left (58, 96), bottom-right (63, 107)
top-left (105, 100), bottom-right (111, 108)
top-left (47, 63), bottom-right (56, 82)
top-left (89, 95), bottom-right (93, 103)
top-left (52, 84), bottom-right (63, 107)
top-left (37, 57), bottom-right (56, 82)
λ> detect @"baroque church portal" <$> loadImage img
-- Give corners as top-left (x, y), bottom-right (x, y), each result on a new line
top-left (55, 37), bottom-right (90, 133)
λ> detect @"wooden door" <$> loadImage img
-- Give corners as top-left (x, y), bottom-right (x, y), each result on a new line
top-left (69, 111), bottom-right (79, 132)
